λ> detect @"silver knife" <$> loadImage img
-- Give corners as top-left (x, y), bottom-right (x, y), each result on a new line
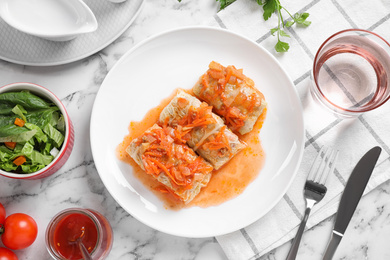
top-left (322, 146), bottom-right (381, 260)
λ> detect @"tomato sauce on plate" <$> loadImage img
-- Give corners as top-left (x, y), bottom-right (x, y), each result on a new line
top-left (117, 89), bottom-right (266, 209)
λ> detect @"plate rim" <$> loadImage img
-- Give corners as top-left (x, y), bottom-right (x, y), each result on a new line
top-left (0, 0), bottom-right (145, 66)
top-left (90, 25), bottom-right (305, 238)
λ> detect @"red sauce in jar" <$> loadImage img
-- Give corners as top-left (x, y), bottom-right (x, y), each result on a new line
top-left (53, 213), bottom-right (98, 260)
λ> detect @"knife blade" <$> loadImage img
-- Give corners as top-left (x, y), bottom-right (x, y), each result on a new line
top-left (322, 146), bottom-right (381, 260)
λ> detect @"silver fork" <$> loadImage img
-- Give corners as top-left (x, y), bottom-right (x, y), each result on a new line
top-left (286, 147), bottom-right (339, 260)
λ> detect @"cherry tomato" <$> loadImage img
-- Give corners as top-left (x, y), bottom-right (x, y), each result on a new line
top-left (1, 213), bottom-right (38, 250)
top-left (0, 247), bottom-right (18, 260)
top-left (0, 203), bottom-right (5, 225)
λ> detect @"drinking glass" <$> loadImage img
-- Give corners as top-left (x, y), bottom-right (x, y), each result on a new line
top-left (311, 29), bottom-right (390, 118)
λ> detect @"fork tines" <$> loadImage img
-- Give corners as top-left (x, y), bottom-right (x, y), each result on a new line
top-left (308, 147), bottom-right (339, 185)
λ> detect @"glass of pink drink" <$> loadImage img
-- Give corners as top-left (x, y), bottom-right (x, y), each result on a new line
top-left (311, 29), bottom-right (390, 118)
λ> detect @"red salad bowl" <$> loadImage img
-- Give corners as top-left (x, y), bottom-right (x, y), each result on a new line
top-left (0, 82), bottom-right (74, 179)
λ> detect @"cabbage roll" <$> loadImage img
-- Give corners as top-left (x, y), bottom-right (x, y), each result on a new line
top-left (193, 61), bottom-right (267, 135)
top-left (159, 90), bottom-right (246, 170)
top-left (127, 124), bottom-right (213, 203)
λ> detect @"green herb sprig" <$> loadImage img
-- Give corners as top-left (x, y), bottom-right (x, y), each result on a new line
top-left (178, 0), bottom-right (311, 52)
top-left (261, 0), bottom-right (311, 52)
top-left (215, 0), bottom-right (236, 9)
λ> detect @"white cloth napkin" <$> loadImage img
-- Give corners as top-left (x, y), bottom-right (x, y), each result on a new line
top-left (205, 0), bottom-right (390, 259)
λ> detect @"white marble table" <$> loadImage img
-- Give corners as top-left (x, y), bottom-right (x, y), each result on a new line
top-left (1, 1), bottom-right (390, 259)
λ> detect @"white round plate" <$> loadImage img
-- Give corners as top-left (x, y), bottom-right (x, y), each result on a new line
top-left (0, 0), bottom-right (144, 66)
top-left (90, 27), bottom-right (304, 238)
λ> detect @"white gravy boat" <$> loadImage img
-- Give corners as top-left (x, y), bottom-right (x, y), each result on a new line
top-left (0, 0), bottom-right (98, 41)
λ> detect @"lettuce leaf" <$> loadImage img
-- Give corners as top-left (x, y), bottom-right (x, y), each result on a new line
top-left (0, 161), bottom-right (18, 172)
top-left (25, 107), bottom-right (59, 129)
top-left (0, 126), bottom-right (37, 142)
top-left (30, 150), bottom-right (53, 166)
top-left (25, 123), bottom-right (48, 143)
top-left (0, 115), bottom-right (16, 127)
top-left (0, 103), bottom-right (13, 115)
top-left (0, 91), bottom-right (51, 109)
top-left (12, 104), bottom-right (27, 122)
top-left (43, 123), bottom-right (64, 148)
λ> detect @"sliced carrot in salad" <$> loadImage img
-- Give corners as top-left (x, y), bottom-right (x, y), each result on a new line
top-left (4, 142), bottom-right (16, 150)
top-left (13, 156), bottom-right (26, 166)
top-left (14, 118), bottom-right (25, 127)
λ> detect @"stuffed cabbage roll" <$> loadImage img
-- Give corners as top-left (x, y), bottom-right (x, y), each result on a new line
top-left (159, 90), bottom-right (246, 170)
top-left (127, 124), bottom-right (213, 204)
top-left (193, 61), bottom-right (267, 135)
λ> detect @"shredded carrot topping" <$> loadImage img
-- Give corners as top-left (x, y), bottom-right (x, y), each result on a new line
top-left (224, 107), bottom-right (246, 132)
top-left (167, 102), bottom-right (231, 153)
top-left (196, 61), bottom-right (264, 132)
top-left (200, 74), bottom-right (212, 100)
top-left (177, 103), bottom-right (213, 128)
top-left (209, 61), bottom-right (224, 71)
top-left (208, 69), bottom-right (224, 79)
top-left (202, 126), bottom-right (231, 153)
top-left (139, 126), bottom-right (212, 191)
top-left (177, 97), bottom-right (189, 108)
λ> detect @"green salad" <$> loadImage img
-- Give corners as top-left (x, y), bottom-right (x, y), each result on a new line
top-left (0, 91), bottom-right (65, 173)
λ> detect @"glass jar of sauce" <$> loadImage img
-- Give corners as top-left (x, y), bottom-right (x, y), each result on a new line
top-left (45, 208), bottom-right (113, 260)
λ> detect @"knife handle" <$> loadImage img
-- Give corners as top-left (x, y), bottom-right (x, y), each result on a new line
top-left (322, 231), bottom-right (342, 260)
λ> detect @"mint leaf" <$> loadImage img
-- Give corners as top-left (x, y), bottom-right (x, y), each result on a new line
top-left (275, 40), bottom-right (290, 52)
top-left (285, 20), bottom-right (294, 27)
top-left (279, 29), bottom-right (290, 38)
top-left (295, 12), bottom-right (311, 26)
top-left (218, 0), bottom-right (236, 10)
top-left (263, 0), bottom-right (277, 21)
top-left (261, 0), bottom-right (311, 52)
